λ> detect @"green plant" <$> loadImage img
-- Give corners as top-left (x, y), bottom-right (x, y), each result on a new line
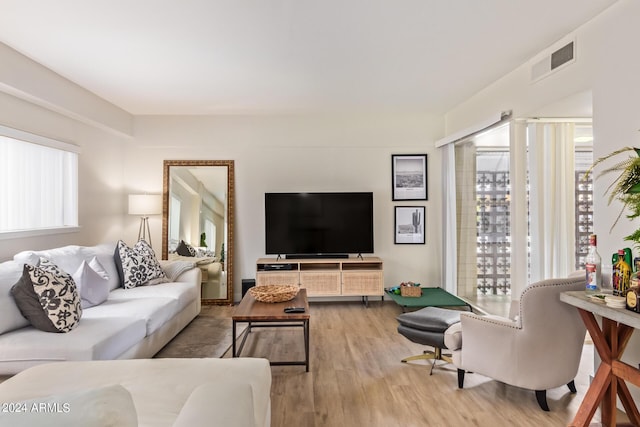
top-left (585, 146), bottom-right (640, 248)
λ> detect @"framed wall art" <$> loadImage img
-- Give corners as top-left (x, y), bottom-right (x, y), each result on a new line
top-left (394, 206), bottom-right (425, 244)
top-left (391, 154), bottom-right (427, 201)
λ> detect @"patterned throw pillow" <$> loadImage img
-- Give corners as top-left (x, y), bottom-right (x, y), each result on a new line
top-left (10, 257), bottom-right (82, 333)
top-left (114, 240), bottom-right (168, 289)
top-left (176, 240), bottom-right (197, 257)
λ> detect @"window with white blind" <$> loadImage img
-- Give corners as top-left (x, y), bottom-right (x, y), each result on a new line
top-left (0, 126), bottom-right (79, 237)
top-left (204, 218), bottom-right (216, 253)
top-left (169, 194), bottom-right (181, 250)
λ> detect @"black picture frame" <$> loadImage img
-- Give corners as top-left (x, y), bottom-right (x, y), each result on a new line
top-left (391, 154), bottom-right (428, 201)
top-left (394, 206), bottom-right (425, 244)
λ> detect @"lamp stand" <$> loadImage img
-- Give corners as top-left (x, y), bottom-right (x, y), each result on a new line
top-left (138, 216), bottom-right (152, 247)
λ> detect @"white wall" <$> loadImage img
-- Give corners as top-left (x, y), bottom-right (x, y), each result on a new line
top-left (0, 43), bottom-right (132, 137)
top-left (125, 113), bottom-right (444, 301)
top-left (0, 92), bottom-right (129, 261)
top-left (444, 0), bottom-right (640, 405)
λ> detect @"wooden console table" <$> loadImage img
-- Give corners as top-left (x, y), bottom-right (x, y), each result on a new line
top-left (560, 291), bottom-right (640, 426)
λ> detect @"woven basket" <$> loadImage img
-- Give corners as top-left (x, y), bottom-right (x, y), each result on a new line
top-left (400, 286), bottom-right (422, 297)
top-left (249, 284), bottom-right (299, 303)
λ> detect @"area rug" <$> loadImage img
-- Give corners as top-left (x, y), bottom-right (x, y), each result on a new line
top-left (154, 306), bottom-right (246, 359)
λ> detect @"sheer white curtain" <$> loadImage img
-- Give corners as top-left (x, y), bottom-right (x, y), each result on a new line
top-left (528, 122), bottom-right (576, 282)
top-left (442, 143), bottom-right (457, 295)
top-left (455, 141), bottom-right (478, 298)
top-left (509, 121), bottom-right (529, 300)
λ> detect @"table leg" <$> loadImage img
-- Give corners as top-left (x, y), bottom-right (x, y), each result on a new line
top-left (571, 361), bottom-right (612, 427)
top-left (579, 309), bottom-right (610, 363)
top-left (617, 376), bottom-right (640, 425)
top-left (304, 319), bottom-right (310, 372)
top-left (571, 309), bottom-right (640, 427)
top-left (232, 320), bottom-right (237, 357)
top-left (602, 377), bottom-right (617, 426)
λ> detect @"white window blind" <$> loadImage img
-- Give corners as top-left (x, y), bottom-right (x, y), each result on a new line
top-left (0, 126), bottom-right (78, 234)
top-left (169, 194), bottom-right (181, 250)
top-left (204, 218), bottom-right (215, 253)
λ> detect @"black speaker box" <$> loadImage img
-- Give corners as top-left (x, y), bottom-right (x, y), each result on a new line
top-left (242, 279), bottom-right (256, 297)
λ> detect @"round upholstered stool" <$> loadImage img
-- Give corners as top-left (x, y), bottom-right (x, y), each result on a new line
top-left (396, 306), bottom-right (462, 374)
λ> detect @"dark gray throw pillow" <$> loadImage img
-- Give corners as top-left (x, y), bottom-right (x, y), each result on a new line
top-left (176, 240), bottom-right (197, 257)
top-left (114, 240), bottom-right (168, 289)
top-left (11, 257), bottom-right (82, 333)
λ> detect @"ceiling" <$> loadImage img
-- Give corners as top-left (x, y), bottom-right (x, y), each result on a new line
top-left (0, 0), bottom-right (618, 115)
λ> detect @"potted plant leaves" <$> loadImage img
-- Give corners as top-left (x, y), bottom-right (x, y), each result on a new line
top-left (585, 146), bottom-right (640, 248)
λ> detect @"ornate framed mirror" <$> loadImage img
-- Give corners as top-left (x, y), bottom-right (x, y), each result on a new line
top-left (162, 160), bottom-right (234, 305)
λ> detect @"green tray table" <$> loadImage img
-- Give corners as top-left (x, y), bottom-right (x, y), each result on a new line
top-left (386, 287), bottom-right (471, 312)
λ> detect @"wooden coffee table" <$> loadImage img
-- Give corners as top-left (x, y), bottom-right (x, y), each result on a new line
top-left (232, 288), bottom-right (310, 371)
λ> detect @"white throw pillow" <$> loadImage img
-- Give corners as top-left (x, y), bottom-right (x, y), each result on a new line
top-left (72, 257), bottom-right (110, 309)
top-left (0, 384), bottom-right (138, 427)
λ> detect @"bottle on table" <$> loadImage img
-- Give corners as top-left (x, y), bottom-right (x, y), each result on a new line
top-left (585, 234), bottom-right (602, 293)
top-left (613, 249), bottom-right (631, 296)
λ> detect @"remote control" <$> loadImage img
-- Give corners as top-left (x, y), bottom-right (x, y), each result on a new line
top-left (284, 307), bottom-right (305, 313)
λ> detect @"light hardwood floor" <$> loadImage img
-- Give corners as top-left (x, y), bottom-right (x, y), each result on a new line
top-left (225, 300), bottom-right (603, 427)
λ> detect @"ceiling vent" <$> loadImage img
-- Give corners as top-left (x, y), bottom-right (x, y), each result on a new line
top-left (530, 40), bottom-right (576, 83)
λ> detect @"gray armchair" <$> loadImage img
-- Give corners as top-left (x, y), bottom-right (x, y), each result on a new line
top-left (444, 275), bottom-right (586, 410)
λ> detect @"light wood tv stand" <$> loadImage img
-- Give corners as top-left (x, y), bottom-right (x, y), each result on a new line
top-left (256, 257), bottom-right (383, 298)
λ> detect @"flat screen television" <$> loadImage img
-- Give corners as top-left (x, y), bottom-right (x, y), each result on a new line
top-left (265, 192), bottom-right (374, 258)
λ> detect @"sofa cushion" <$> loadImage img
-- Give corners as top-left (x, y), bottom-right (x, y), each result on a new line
top-left (114, 240), bottom-right (168, 289)
top-left (0, 317), bottom-right (146, 370)
top-left (11, 258), bottom-right (82, 333)
top-left (173, 382), bottom-right (255, 427)
top-left (14, 243), bottom-right (121, 292)
top-left (0, 358), bottom-right (272, 427)
top-left (72, 258), bottom-right (110, 309)
top-left (108, 281), bottom-right (199, 313)
top-left (0, 384), bottom-right (138, 427)
top-left (83, 297), bottom-right (179, 336)
top-left (0, 261), bottom-right (30, 334)
top-left (14, 246), bottom-right (86, 274)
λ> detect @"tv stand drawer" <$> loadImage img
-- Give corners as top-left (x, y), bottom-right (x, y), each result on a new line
top-left (256, 271), bottom-right (299, 287)
top-left (255, 257), bottom-right (383, 298)
top-left (342, 271), bottom-right (384, 296)
top-left (300, 271), bottom-right (341, 296)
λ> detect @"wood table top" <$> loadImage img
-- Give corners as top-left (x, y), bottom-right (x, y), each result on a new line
top-left (233, 288), bottom-right (310, 321)
top-left (561, 290), bottom-right (640, 329)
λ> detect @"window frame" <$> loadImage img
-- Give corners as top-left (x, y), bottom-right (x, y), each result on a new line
top-left (0, 125), bottom-right (80, 240)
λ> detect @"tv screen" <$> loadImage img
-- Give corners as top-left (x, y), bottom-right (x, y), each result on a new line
top-left (265, 192), bottom-right (374, 257)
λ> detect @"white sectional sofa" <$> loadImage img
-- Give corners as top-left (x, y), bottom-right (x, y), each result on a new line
top-left (0, 242), bottom-right (202, 375)
top-left (0, 358), bottom-right (272, 427)
top-left (0, 242), bottom-right (274, 426)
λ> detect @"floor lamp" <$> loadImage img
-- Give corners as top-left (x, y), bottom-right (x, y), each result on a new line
top-left (128, 194), bottom-right (162, 247)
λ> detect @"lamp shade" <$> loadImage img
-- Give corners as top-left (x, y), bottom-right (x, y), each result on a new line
top-left (128, 194), bottom-right (162, 215)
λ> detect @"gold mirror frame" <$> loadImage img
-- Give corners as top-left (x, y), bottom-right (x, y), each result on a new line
top-left (162, 160), bottom-right (234, 305)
